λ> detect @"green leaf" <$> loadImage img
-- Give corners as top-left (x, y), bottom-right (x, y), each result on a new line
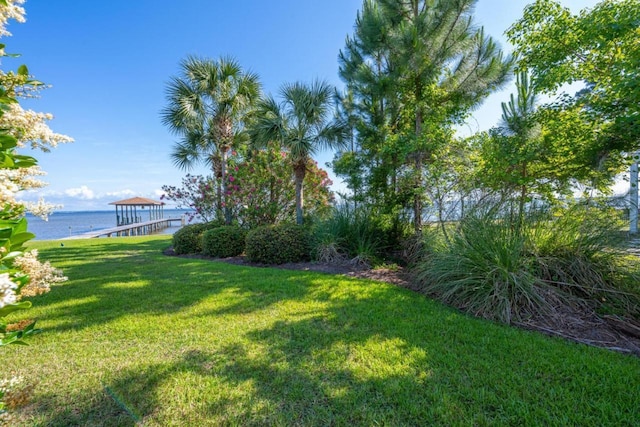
top-left (0, 301), bottom-right (32, 318)
top-left (10, 231), bottom-right (36, 247)
top-left (0, 152), bottom-right (14, 168)
top-left (2, 250), bottom-right (25, 261)
top-left (0, 228), bottom-right (15, 241)
top-left (11, 217), bottom-right (28, 234)
top-left (25, 78), bottom-right (44, 86)
top-left (17, 64), bottom-right (28, 76)
top-left (13, 158), bottom-right (38, 168)
top-left (0, 133), bottom-right (17, 149)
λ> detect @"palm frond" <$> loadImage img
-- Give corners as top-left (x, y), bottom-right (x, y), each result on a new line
top-left (161, 55), bottom-right (262, 170)
top-left (171, 139), bottom-right (201, 171)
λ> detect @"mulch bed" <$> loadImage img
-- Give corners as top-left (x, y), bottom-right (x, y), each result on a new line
top-left (164, 247), bottom-right (640, 357)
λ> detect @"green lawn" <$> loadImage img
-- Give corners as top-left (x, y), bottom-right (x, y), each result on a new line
top-left (3, 236), bottom-right (639, 426)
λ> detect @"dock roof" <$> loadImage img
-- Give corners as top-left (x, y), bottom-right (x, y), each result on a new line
top-left (108, 197), bottom-right (165, 206)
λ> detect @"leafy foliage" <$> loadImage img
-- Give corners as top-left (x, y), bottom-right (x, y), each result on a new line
top-left (161, 174), bottom-right (218, 223)
top-left (245, 223), bottom-right (312, 264)
top-left (507, 0), bottom-right (640, 157)
top-left (161, 56), bottom-right (262, 224)
top-left (172, 222), bottom-right (222, 255)
top-left (338, 0), bottom-right (512, 231)
top-left (0, 5), bottom-right (69, 419)
top-left (415, 202), bottom-right (640, 324)
top-left (227, 148), bottom-right (333, 227)
top-left (312, 204), bottom-right (408, 266)
top-left (162, 148), bottom-right (334, 228)
top-left (250, 80), bottom-right (347, 224)
top-left (202, 226), bottom-right (247, 258)
top-left (0, 62), bottom-right (41, 349)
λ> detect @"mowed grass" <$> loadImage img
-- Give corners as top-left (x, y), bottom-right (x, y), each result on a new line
top-left (3, 236), bottom-right (639, 426)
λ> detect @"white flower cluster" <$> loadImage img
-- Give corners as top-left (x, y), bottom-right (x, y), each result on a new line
top-left (0, 174), bottom-right (19, 203)
top-left (13, 250), bottom-right (67, 298)
top-left (0, 166), bottom-right (52, 217)
top-left (0, 376), bottom-right (23, 395)
top-left (23, 197), bottom-right (61, 221)
top-left (0, 273), bottom-right (17, 309)
top-left (0, 103), bottom-right (73, 152)
top-left (0, 0), bottom-right (24, 38)
top-left (0, 374), bottom-right (34, 424)
top-left (0, 165), bottom-right (47, 191)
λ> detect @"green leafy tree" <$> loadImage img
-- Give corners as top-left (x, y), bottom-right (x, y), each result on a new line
top-left (339, 0), bottom-right (512, 232)
top-left (227, 147), bottom-right (333, 227)
top-left (507, 0), bottom-right (639, 155)
top-left (251, 80), bottom-right (347, 224)
top-left (338, 1), bottom-right (407, 221)
top-left (479, 72), bottom-right (543, 227)
top-left (474, 72), bottom-right (624, 225)
top-left (161, 56), bottom-right (261, 224)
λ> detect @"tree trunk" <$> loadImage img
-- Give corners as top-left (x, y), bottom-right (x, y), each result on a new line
top-left (631, 157), bottom-right (638, 234)
top-left (221, 147), bottom-right (231, 225)
top-left (294, 163), bottom-right (306, 225)
top-left (413, 106), bottom-right (424, 233)
top-left (517, 162), bottom-right (528, 233)
top-left (212, 154), bottom-right (223, 222)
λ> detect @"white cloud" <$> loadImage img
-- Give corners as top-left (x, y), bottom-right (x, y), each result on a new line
top-left (64, 185), bottom-right (95, 200)
top-left (18, 185), bottom-right (176, 211)
top-left (106, 189), bottom-right (136, 198)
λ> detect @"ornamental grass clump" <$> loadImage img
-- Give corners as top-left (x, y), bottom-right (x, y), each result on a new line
top-left (202, 226), bottom-right (247, 258)
top-left (528, 205), bottom-right (640, 317)
top-left (245, 223), bottom-right (311, 264)
top-left (415, 213), bottom-right (546, 324)
top-left (312, 205), bottom-right (392, 266)
top-left (415, 202), bottom-right (640, 324)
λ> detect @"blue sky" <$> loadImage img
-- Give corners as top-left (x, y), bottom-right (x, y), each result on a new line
top-left (9, 0), bottom-right (599, 211)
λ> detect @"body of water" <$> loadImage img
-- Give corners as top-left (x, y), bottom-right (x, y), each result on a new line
top-left (25, 209), bottom-right (192, 240)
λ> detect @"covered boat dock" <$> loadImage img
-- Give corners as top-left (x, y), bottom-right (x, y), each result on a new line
top-left (110, 197), bottom-right (166, 226)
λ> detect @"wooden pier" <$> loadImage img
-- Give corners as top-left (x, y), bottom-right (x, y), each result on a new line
top-left (64, 217), bottom-right (184, 239)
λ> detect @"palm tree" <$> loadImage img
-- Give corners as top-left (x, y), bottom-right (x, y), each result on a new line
top-left (251, 80), bottom-right (347, 224)
top-left (161, 56), bottom-right (261, 224)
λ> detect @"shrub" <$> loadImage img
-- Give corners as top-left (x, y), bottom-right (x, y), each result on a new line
top-left (528, 205), bottom-right (640, 316)
top-left (245, 223), bottom-right (311, 264)
top-left (202, 226), bottom-right (247, 258)
top-left (311, 205), bottom-right (404, 266)
top-left (172, 221), bottom-right (222, 255)
top-left (414, 202), bottom-right (640, 324)
top-left (415, 213), bottom-right (545, 324)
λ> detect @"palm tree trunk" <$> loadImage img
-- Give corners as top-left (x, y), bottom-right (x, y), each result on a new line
top-left (221, 147), bottom-right (231, 225)
top-left (294, 164), bottom-right (306, 225)
top-left (212, 154), bottom-right (223, 222)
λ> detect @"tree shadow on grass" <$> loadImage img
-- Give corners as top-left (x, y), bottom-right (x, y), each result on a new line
top-left (24, 238), bottom-right (315, 335)
top-left (84, 284), bottom-right (529, 425)
top-left (19, 386), bottom-right (137, 427)
top-left (21, 238), bottom-right (640, 426)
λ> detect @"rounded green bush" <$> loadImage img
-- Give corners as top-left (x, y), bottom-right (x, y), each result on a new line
top-left (172, 221), bottom-right (222, 254)
top-left (245, 223), bottom-right (311, 264)
top-left (202, 226), bottom-right (247, 258)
